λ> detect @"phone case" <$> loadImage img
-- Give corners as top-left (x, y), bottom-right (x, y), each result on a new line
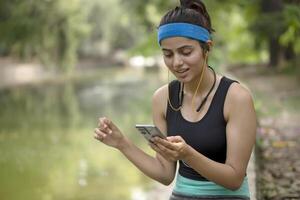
top-left (135, 125), bottom-right (166, 142)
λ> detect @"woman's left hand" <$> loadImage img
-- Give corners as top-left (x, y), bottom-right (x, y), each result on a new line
top-left (149, 136), bottom-right (191, 162)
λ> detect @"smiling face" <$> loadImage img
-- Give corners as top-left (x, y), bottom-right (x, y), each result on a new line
top-left (161, 37), bottom-right (206, 83)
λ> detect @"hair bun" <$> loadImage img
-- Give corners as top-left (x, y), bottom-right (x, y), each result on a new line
top-left (179, 0), bottom-right (189, 8)
top-left (180, 0), bottom-right (206, 15)
top-left (179, 0), bottom-right (213, 33)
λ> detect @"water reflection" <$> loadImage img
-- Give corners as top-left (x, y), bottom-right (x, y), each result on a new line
top-left (0, 68), bottom-right (164, 200)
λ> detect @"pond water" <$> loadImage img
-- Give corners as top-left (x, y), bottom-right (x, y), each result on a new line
top-left (0, 67), bottom-right (166, 200)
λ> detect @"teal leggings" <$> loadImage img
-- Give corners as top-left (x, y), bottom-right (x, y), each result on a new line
top-left (169, 192), bottom-right (250, 200)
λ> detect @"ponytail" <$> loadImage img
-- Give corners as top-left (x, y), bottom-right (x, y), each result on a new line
top-left (159, 0), bottom-right (214, 34)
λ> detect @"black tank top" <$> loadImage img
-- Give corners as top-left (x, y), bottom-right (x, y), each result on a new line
top-left (166, 76), bottom-right (238, 181)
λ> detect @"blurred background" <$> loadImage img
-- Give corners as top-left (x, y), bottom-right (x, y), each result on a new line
top-left (0, 0), bottom-right (299, 200)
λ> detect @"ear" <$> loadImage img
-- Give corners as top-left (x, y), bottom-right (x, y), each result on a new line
top-left (206, 40), bottom-right (213, 52)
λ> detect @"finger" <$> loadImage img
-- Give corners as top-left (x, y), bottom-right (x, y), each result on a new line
top-left (103, 117), bottom-right (111, 125)
top-left (148, 142), bottom-right (156, 150)
top-left (149, 142), bottom-right (171, 160)
top-left (98, 118), bottom-right (116, 134)
top-left (100, 126), bottom-right (111, 134)
top-left (153, 145), bottom-right (174, 161)
top-left (94, 133), bottom-right (105, 142)
top-left (149, 142), bottom-right (164, 154)
top-left (153, 137), bottom-right (177, 151)
top-left (98, 117), bottom-right (105, 125)
top-left (167, 136), bottom-right (183, 143)
top-left (97, 126), bottom-right (112, 135)
top-left (98, 121), bottom-right (106, 129)
top-left (152, 140), bottom-right (176, 159)
top-left (156, 142), bottom-right (177, 156)
top-left (94, 128), bottom-right (102, 134)
top-left (104, 118), bottom-right (118, 131)
top-left (94, 133), bottom-right (102, 141)
top-left (98, 117), bottom-right (108, 128)
top-left (94, 128), bottom-right (108, 138)
top-left (95, 124), bottom-right (110, 135)
top-left (99, 117), bottom-right (109, 126)
top-left (95, 130), bottom-right (106, 138)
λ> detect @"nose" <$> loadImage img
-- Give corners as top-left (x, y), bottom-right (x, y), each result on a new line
top-left (173, 54), bottom-right (183, 69)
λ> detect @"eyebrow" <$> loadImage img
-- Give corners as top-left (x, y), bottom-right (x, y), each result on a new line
top-left (162, 45), bottom-right (194, 51)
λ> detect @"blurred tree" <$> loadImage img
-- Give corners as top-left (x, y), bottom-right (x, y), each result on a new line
top-left (0, 0), bottom-right (90, 73)
top-left (280, 4), bottom-right (300, 57)
top-left (124, 0), bottom-right (300, 70)
top-left (121, 0), bottom-right (176, 57)
top-left (78, 0), bottom-right (146, 58)
top-left (124, 0), bottom-right (264, 65)
top-left (122, 0), bottom-right (175, 30)
top-left (1, 0), bottom-right (298, 71)
top-left (248, 0), bottom-right (300, 68)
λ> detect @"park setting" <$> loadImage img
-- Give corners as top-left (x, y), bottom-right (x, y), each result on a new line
top-left (0, 0), bottom-right (299, 199)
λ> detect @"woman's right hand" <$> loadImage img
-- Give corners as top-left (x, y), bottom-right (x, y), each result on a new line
top-left (94, 117), bottom-right (126, 150)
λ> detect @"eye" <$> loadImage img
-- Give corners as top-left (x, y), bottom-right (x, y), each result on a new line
top-left (163, 52), bottom-right (173, 58)
top-left (181, 50), bottom-right (192, 56)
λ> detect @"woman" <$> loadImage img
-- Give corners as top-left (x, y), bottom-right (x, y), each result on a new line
top-left (94, 0), bottom-right (256, 199)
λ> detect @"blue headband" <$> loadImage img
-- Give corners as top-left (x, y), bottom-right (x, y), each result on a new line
top-left (157, 23), bottom-right (211, 45)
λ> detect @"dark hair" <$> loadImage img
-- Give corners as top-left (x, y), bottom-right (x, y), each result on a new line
top-left (159, 0), bottom-right (214, 52)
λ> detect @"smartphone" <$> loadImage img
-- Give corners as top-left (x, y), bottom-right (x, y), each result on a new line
top-left (135, 124), bottom-right (166, 142)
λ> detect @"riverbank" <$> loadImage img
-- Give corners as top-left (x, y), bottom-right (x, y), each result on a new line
top-left (0, 57), bottom-right (125, 90)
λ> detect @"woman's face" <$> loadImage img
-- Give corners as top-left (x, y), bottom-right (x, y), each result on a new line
top-left (161, 37), bottom-right (206, 83)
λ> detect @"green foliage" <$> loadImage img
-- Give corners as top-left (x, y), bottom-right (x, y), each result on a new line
top-left (78, 0), bottom-right (146, 57)
top-left (1, 0), bottom-right (298, 72)
top-left (211, 5), bottom-right (266, 64)
top-left (122, 0), bottom-right (175, 29)
top-left (247, 0), bottom-right (300, 67)
top-left (0, 0), bottom-right (90, 72)
top-left (127, 31), bottom-right (160, 57)
top-left (127, 1), bottom-right (265, 64)
top-left (280, 5), bottom-right (300, 53)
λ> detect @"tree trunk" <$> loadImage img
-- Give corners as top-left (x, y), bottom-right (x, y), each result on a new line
top-left (261, 0), bottom-right (284, 68)
top-left (284, 44), bottom-right (295, 61)
top-left (269, 38), bottom-right (282, 68)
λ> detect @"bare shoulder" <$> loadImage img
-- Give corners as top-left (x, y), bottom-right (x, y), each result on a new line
top-left (152, 84), bottom-right (169, 117)
top-left (153, 84), bottom-right (168, 102)
top-left (224, 81), bottom-right (255, 120)
top-left (227, 82), bottom-right (254, 104)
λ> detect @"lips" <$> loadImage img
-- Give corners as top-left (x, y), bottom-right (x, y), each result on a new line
top-left (176, 68), bottom-right (189, 74)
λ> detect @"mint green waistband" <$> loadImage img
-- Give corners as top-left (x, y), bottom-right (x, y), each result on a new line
top-left (174, 174), bottom-right (250, 198)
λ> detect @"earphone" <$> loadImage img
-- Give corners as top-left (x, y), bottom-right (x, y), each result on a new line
top-left (176, 50), bottom-right (215, 112)
top-left (168, 45), bottom-right (212, 112)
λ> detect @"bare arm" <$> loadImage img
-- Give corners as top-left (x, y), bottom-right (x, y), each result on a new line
top-left (152, 84), bottom-right (256, 190)
top-left (118, 136), bottom-right (174, 185)
top-left (94, 85), bottom-right (176, 185)
top-left (150, 85), bottom-right (177, 184)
